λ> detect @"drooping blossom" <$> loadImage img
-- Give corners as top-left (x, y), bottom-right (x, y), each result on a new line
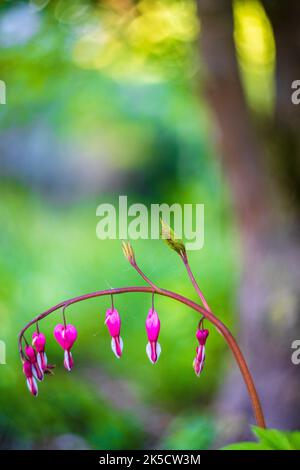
top-left (145, 308), bottom-right (161, 364)
top-left (193, 328), bottom-right (209, 377)
top-left (105, 308), bottom-right (123, 358)
top-left (32, 332), bottom-right (47, 372)
top-left (25, 344), bottom-right (44, 381)
top-left (54, 324), bottom-right (78, 371)
top-left (23, 359), bottom-right (38, 396)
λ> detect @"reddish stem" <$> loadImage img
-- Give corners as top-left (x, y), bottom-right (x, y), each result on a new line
top-left (179, 253), bottom-right (266, 427)
top-left (18, 285), bottom-right (266, 428)
top-left (181, 251), bottom-right (212, 313)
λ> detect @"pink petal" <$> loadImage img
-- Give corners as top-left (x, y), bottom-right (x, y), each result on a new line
top-left (25, 345), bottom-right (36, 363)
top-left (23, 360), bottom-right (33, 378)
top-left (54, 324), bottom-right (65, 349)
top-left (145, 309), bottom-right (160, 342)
top-left (105, 308), bottom-right (121, 338)
top-left (196, 329), bottom-right (209, 345)
top-left (32, 332), bottom-right (46, 352)
top-left (54, 324), bottom-right (77, 350)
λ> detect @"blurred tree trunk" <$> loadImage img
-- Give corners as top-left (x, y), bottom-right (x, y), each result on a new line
top-left (196, 0), bottom-right (300, 442)
top-left (262, 0), bottom-right (300, 208)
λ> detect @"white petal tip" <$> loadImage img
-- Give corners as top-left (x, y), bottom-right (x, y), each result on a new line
top-left (111, 337), bottom-right (123, 359)
top-left (26, 378), bottom-right (38, 397)
top-left (64, 350), bottom-right (73, 371)
top-left (32, 364), bottom-right (44, 382)
top-left (37, 353), bottom-right (42, 370)
top-left (146, 342), bottom-right (161, 364)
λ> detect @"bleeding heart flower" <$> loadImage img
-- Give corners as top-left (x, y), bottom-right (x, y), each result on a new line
top-left (193, 328), bottom-right (209, 377)
top-left (25, 345), bottom-right (44, 381)
top-left (54, 324), bottom-right (78, 371)
top-left (105, 308), bottom-right (123, 358)
top-left (23, 359), bottom-right (38, 396)
top-left (145, 308), bottom-right (161, 364)
top-left (32, 332), bottom-right (48, 372)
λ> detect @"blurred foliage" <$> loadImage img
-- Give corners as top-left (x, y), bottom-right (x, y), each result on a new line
top-left (223, 427), bottom-right (300, 450)
top-left (0, 185), bottom-right (236, 448)
top-left (0, 0), bottom-right (276, 450)
top-left (161, 415), bottom-right (215, 450)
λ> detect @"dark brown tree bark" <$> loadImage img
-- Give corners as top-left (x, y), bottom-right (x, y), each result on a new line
top-left (262, 0), bottom-right (300, 211)
top-left (196, 0), bottom-right (300, 442)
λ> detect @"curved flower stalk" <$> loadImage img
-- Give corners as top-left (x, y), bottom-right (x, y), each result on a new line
top-left (17, 240), bottom-right (266, 430)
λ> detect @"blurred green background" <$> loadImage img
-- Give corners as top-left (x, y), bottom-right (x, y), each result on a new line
top-left (1, 0), bottom-right (298, 450)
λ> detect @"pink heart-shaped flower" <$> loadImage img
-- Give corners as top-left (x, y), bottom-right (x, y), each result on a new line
top-left (25, 345), bottom-right (36, 363)
top-left (146, 308), bottom-right (160, 342)
top-left (105, 308), bottom-right (121, 338)
top-left (196, 328), bottom-right (209, 345)
top-left (54, 324), bottom-right (77, 351)
top-left (32, 332), bottom-right (46, 352)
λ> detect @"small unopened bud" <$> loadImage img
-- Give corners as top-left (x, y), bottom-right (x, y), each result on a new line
top-left (160, 219), bottom-right (186, 257)
top-left (122, 241), bottom-right (136, 265)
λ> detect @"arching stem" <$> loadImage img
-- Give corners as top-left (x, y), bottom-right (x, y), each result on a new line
top-left (181, 250), bottom-right (212, 315)
top-left (18, 285), bottom-right (266, 429)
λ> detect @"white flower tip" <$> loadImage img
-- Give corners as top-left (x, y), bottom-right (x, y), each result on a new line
top-left (32, 364), bottom-right (44, 382)
top-left (146, 342), bottom-right (161, 364)
top-left (111, 337), bottom-right (123, 359)
top-left (64, 350), bottom-right (73, 371)
top-left (37, 353), bottom-right (42, 370)
top-left (26, 378), bottom-right (38, 397)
